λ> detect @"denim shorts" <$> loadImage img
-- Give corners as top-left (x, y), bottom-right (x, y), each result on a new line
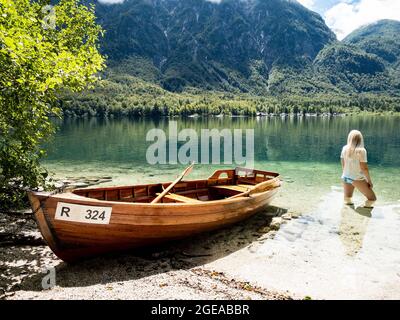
top-left (342, 177), bottom-right (354, 185)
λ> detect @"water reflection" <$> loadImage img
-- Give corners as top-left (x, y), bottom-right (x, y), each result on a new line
top-left (339, 205), bottom-right (372, 256)
top-left (44, 115), bottom-right (400, 167)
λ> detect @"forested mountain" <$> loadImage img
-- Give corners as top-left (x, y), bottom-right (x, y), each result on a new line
top-left (62, 1), bottom-right (400, 116)
top-left (344, 19), bottom-right (400, 65)
top-left (343, 19), bottom-right (400, 90)
top-left (94, 0), bottom-right (336, 93)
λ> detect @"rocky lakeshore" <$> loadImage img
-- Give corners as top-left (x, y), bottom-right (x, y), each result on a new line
top-left (0, 211), bottom-right (293, 300)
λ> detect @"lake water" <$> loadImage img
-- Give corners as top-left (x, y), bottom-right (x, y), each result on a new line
top-left (41, 115), bottom-right (400, 298)
top-left (43, 115), bottom-right (400, 211)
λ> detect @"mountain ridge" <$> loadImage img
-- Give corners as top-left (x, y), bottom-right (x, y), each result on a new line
top-left (94, 0), bottom-right (339, 93)
top-left (93, 0), bottom-right (399, 95)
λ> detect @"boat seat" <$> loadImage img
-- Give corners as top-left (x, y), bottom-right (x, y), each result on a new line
top-left (156, 193), bottom-right (202, 203)
top-left (210, 184), bottom-right (252, 193)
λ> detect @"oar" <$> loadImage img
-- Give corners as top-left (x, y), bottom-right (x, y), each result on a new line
top-left (151, 163), bottom-right (195, 204)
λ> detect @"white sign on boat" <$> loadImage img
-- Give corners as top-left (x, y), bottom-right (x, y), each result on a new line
top-left (55, 202), bottom-right (112, 224)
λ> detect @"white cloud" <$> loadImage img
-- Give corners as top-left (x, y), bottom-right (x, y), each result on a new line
top-left (325, 0), bottom-right (400, 40)
top-left (297, 0), bottom-right (316, 10)
top-left (98, 0), bottom-right (125, 4)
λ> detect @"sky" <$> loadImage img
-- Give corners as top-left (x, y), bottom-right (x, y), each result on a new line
top-left (98, 0), bottom-right (400, 40)
top-left (298, 0), bottom-right (400, 39)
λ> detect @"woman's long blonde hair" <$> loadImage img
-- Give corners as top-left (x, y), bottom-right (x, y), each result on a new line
top-left (345, 130), bottom-right (365, 157)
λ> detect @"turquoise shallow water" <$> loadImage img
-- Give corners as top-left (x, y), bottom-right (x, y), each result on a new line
top-left (43, 115), bottom-right (400, 210)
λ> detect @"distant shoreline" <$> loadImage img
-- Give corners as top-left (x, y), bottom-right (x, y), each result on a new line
top-left (53, 111), bottom-right (399, 119)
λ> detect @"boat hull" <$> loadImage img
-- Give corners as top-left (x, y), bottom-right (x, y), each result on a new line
top-left (28, 169), bottom-right (280, 262)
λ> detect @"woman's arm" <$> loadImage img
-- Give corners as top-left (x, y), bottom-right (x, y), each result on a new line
top-left (341, 158), bottom-right (345, 171)
top-left (360, 162), bottom-right (373, 188)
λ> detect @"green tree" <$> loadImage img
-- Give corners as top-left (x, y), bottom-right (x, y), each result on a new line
top-left (0, 0), bottom-right (105, 208)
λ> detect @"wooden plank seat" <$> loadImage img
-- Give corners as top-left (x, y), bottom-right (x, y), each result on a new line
top-left (210, 181), bottom-right (280, 199)
top-left (210, 184), bottom-right (252, 193)
top-left (156, 193), bottom-right (202, 203)
top-left (210, 184), bottom-right (253, 199)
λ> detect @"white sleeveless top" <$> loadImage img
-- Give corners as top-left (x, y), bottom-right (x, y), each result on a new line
top-left (340, 146), bottom-right (368, 180)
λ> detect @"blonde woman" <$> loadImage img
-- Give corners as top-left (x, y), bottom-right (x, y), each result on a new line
top-left (341, 130), bottom-right (377, 208)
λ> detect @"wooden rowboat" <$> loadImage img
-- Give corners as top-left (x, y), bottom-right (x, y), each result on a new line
top-left (28, 167), bottom-right (281, 262)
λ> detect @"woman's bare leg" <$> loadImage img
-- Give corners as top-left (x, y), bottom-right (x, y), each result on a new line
top-left (343, 183), bottom-right (355, 198)
top-left (343, 183), bottom-right (355, 204)
top-left (352, 180), bottom-right (377, 207)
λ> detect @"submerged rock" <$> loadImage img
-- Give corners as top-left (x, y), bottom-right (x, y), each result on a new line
top-left (281, 213), bottom-right (292, 220)
top-left (257, 226), bottom-right (271, 234)
top-left (270, 217), bottom-right (284, 230)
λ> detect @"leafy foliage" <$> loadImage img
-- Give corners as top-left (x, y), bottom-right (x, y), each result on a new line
top-left (0, 0), bottom-right (105, 208)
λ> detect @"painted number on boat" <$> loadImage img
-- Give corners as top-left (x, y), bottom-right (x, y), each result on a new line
top-left (55, 202), bottom-right (112, 224)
